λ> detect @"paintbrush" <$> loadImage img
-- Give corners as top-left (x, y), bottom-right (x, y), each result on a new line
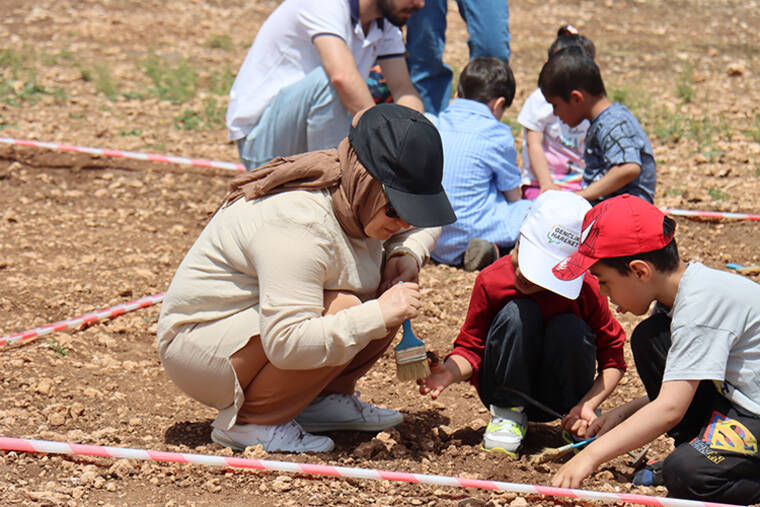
top-left (530, 437), bottom-right (596, 465)
top-left (394, 319), bottom-right (430, 381)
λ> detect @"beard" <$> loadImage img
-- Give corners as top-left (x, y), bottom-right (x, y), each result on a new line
top-left (378, 0), bottom-right (420, 27)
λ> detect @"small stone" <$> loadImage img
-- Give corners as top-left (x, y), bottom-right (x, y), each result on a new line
top-left (203, 480), bottom-right (221, 493)
top-left (70, 403), bottom-right (85, 417)
top-left (80, 465), bottom-right (100, 486)
top-left (436, 424), bottom-right (453, 440)
top-left (72, 487), bottom-right (85, 499)
top-left (242, 444), bottom-right (267, 460)
top-left (108, 459), bottom-right (135, 479)
top-left (48, 412), bottom-right (66, 426)
top-left (595, 470), bottom-right (614, 481)
top-left (457, 498), bottom-right (486, 507)
top-left (271, 475), bottom-right (293, 492)
top-left (36, 378), bottom-right (53, 395)
top-left (726, 62), bottom-right (746, 77)
top-left (509, 497), bottom-right (529, 507)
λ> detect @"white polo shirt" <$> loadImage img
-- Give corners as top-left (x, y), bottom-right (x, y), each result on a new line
top-left (226, 0), bottom-right (406, 141)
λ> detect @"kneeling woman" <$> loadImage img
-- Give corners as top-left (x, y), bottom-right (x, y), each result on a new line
top-left (157, 105), bottom-right (455, 453)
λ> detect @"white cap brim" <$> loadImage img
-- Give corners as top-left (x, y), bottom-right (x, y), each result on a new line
top-left (518, 233), bottom-right (584, 300)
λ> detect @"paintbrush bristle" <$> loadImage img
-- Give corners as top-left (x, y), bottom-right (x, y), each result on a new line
top-left (395, 358), bottom-right (431, 381)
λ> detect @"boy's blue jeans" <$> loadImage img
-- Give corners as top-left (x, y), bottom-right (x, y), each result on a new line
top-left (406, 0), bottom-right (510, 116)
top-left (478, 299), bottom-right (596, 422)
top-left (236, 66), bottom-right (351, 171)
top-left (631, 314), bottom-right (760, 504)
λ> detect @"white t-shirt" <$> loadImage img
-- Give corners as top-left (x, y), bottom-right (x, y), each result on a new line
top-left (226, 0), bottom-right (405, 141)
top-left (664, 262), bottom-right (760, 415)
top-left (517, 88), bottom-right (589, 185)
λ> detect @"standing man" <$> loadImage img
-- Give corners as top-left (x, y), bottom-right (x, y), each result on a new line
top-left (406, 1), bottom-right (510, 116)
top-left (228, 0), bottom-right (425, 171)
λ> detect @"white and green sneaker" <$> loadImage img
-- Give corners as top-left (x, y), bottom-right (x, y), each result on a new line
top-left (482, 405), bottom-right (527, 456)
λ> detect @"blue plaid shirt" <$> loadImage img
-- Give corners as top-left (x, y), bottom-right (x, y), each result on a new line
top-left (583, 102), bottom-right (656, 203)
top-left (431, 99), bottom-right (531, 265)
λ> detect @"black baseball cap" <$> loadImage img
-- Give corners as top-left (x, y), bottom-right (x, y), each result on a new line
top-left (349, 104), bottom-right (456, 228)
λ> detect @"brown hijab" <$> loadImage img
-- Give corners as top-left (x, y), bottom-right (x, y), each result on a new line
top-left (224, 138), bottom-right (388, 239)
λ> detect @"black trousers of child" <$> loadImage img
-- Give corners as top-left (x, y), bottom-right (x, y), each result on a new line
top-left (631, 313), bottom-right (760, 504)
top-left (478, 299), bottom-right (597, 422)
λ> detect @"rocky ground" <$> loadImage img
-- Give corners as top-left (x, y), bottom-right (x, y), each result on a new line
top-left (1, 0), bottom-right (759, 505)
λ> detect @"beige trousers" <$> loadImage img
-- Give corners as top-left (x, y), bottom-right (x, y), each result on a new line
top-left (230, 291), bottom-right (397, 426)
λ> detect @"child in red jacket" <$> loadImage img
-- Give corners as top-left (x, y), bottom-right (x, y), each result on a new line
top-left (419, 191), bottom-right (626, 455)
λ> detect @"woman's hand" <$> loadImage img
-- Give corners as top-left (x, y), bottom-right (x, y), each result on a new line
top-left (380, 253), bottom-right (419, 293)
top-left (377, 282), bottom-right (420, 329)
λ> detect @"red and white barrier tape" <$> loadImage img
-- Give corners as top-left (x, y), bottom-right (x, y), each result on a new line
top-left (0, 293), bottom-right (164, 347)
top-left (0, 437), bottom-right (743, 507)
top-left (0, 137), bottom-right (245, 172)
top-left (661, 208), bottom-right (760, 222)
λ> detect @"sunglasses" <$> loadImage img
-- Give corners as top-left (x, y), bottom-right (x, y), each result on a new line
top-left (385, 204), bottom-right (400, 219)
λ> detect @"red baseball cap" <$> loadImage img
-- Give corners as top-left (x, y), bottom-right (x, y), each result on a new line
top-left (552, 195), bottom-right (675, 281)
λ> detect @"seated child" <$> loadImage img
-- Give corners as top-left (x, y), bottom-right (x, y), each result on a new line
top-left (518, 26), bottom-right (594, 200)
top-left (551, 195), bottom-right (760, 504)
top-left (420, 191), bottom-right (627, 455)
top-left (538, 46), bottom-right (656, 204)
top-left (430, 57), bottom-right (532, 271)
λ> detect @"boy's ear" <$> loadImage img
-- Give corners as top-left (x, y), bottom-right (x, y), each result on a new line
top-left (569, 89), bottom-right (584, 105)
top-left (629, 259), bottom-right (652, 281)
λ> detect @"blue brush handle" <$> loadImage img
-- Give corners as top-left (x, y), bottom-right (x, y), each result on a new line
top-left (569, 436), bottom-right (596, 449)
top-left (394, 320), bottom-right (424, 351)
top-left (726, 263), bottom-right (746, 270)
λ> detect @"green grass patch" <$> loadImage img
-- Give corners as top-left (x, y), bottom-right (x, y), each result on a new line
top-left (206, 34), bottom-right (234, 51)
top-left (173, 96), bottom-right (226, 131)
top-left (676, 66), bottom-right (695, 104)
top-left (93, 62), bottom-right (120, 101)
top-left (207, 68), bottom-right (236, 96)
top-left (143, 143), bottom-right (167, 152)
top-left (119, 128), bottom-right (143, 137)
top-left (609, 83), bottom-right (648, 116)
top-left (708, 187), bottom-right (729, 201)
top-left (745, 115), bottom-right (760, 143)
top-left (46, 339), bottom-right (68, 356)
top-left (141, 52), bottom-right (198, 104)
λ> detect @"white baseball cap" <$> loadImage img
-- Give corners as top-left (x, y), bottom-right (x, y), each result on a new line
top-left (517, 191), bottom-right (592, 299)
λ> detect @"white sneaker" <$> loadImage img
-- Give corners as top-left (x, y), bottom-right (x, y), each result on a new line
top-left (295, 391), bottom-right (403, 432)
top-left (482, 405), bottom-right (527, 456)
top-left (211, 420), bottom-right (334, 453)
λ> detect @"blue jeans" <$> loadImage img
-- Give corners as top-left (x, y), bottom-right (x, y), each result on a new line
top-left (406, 0), bottom-right (510, 115)
top-left (236, 67), bottom-right (351, 171)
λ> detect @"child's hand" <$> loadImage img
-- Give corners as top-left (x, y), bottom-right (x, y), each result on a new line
top-left (562, 403), bottom-right (599, 438)
top-left (539, 182), bottom-right (561, 194)
top-left (586, 405), bottom-right (628, 438)
top-left (417, 354), bottom-right (454, 399)
top-left (551, 451), bottom-right (599, 489)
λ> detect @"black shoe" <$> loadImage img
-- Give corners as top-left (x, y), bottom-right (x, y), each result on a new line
top-left (463, 238), bottom-right (498, 272)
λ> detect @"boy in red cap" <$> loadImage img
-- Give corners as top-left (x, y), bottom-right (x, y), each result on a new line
top-left (551, 194), bottom-right (760, 504)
